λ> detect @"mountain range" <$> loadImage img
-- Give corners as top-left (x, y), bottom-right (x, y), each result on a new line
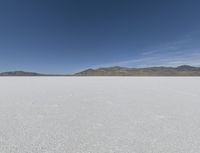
top-left (1, 65), bottom-right (200, 76)
top-left (75, 65), bottom-right (200, 76)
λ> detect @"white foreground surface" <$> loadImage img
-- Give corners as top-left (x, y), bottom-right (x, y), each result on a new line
top-left (0, 77), bottom-right (200, 153)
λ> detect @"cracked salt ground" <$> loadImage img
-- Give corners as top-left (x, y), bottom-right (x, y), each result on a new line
top-left (0, 77), bottom-right (200, 153)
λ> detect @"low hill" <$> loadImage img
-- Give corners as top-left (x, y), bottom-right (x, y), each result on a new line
top-left (0, 71), bottom-right (45, 76)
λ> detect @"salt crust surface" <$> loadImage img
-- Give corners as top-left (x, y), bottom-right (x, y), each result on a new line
top-left (0, 77), bottom-right (200, 153)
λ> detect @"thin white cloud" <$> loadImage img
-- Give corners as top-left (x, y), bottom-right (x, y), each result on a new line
top-left (92, 32), bottom-right (200, 68)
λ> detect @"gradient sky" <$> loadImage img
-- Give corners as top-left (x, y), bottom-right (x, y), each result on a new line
top-left (0, 0), bottom-right (200, 74)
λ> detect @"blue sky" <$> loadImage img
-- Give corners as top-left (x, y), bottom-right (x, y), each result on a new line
top-left (0, 0), bottom-right (200, 74)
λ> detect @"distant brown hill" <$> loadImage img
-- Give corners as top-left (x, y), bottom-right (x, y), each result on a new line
top-left (0, 71), bottom-right (69, 76)
top-left (0, 71), bottom-right (45, 76)
top-left (75, 65), bottom-right (200, 76)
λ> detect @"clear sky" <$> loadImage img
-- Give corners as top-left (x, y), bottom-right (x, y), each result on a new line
top-left (0, 0), bottom-right (200, 74)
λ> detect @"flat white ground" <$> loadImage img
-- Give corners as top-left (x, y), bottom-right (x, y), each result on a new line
top-left (0, 77), bottom-right (200, 153)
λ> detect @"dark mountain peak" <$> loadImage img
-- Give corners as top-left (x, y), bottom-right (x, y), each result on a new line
top-left (176, 65), bottom-right (197, 71)
top-left (84, 68), bottom-right (94, 71)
